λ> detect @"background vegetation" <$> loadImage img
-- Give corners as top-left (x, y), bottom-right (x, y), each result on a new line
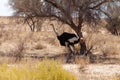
top-left (0, 0), bottom-right (120, 80)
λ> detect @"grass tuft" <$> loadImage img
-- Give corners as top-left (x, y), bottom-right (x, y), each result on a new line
top-left (0, 60), bottom-right (76, 80)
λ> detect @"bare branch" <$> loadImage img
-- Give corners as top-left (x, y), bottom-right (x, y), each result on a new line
top-left (89, 0), bottom-right (107, 9)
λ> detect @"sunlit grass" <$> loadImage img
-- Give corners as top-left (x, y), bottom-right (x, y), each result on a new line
top-left (0, 60), bottom-right (76, 80)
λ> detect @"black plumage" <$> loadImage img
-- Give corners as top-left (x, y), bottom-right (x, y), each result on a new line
top-left (51, 24), bottom-right (80, 62)
top-left (57, 32), bottom-right (80, 46)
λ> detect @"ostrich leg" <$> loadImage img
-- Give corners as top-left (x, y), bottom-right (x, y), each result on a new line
top-left (65, 42), bottom-right (72, 63)
top-left (71, 45), bottom-right (77, 55)
top-left (71, 45), bottom-right (77, 62)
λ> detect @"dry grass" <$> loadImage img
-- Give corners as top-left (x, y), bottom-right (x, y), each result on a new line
top-left (84, 30), bottom-right (120, 56)
top-left (0, 18), bottom-right (120, 58)
top-left (0, 17), bottom-right (120, 80)
top-left (0, 60), bottom-right (76, 80)
top-left (75, 56), bottom-right (90, 68)
top-left (0, 24), bottom-right (64, 57)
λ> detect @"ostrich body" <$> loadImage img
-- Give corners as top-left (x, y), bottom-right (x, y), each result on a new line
top-left (51, 24), bottom-right (80, 63)
top-left (57, 32), bottom-right (80, 46)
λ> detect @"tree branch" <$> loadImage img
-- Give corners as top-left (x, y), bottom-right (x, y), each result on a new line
top-left (44, 0), bottom-right (66, 14)
top-left (89, 0), bottom-right (107, 9)
top-left (44, 0), bottom-right (76, 29)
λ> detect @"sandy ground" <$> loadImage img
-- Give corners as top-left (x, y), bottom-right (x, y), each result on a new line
top-left (63, 64), bottom-right (120, 80)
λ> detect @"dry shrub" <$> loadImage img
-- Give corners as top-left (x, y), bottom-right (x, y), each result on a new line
top-left (85, 31), bottom-right (120, 56)
top-left (112, 75), bottom-right (120, 80)
top-left (47, 38), bottom-right (59, 46)
top-left (100, 35), bottom-right (120, 56)
top-left (34, 43), bottom-right (46, 50)
top-left (101, 44), bottom-right (118, 56)
top-left (84, 32), bottom-right (104, 57)
top-left (75, 56), bottom-right (90, 68)
top-left (0, 40), bottom-right (25, 62)
top-left (14, 40), bottom-right (25, 62)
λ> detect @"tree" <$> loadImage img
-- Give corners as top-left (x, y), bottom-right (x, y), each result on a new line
top-left (25, 16), bottom-right (43, 32)
top-left (105, 4), bottom-right (120, 35)
top-left (9, 0), bottom-right (120, 55)
top-left (9, 0), bottom-right (43, 32)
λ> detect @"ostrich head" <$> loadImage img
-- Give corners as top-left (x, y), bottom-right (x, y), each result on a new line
top-left (80, 37), bottom-right (85, 44)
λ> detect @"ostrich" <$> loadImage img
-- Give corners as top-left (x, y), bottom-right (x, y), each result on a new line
top-left (50, 24), bottom-right (80, 62)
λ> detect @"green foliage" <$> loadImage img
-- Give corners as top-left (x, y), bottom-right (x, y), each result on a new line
top-left (0, 60), bottom-right (76, 80)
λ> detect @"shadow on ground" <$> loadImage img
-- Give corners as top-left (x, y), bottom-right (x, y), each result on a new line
top-left (13, 52), bottom-right (120, 64)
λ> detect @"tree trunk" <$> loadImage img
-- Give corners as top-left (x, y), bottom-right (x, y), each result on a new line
top-left (74, 28), bottom-right (87, 55)
top-left (68, 24), bottom-right (87, 55)
top-left (112, 28), bottom-right (119, 36)
top-left (80, 40), bottom-right (87, 55)
top-left (78, 31), bottom-right (87, 55)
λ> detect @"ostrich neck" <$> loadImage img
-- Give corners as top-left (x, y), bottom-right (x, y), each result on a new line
top-left (52, 25), bottom-right (59, 36)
